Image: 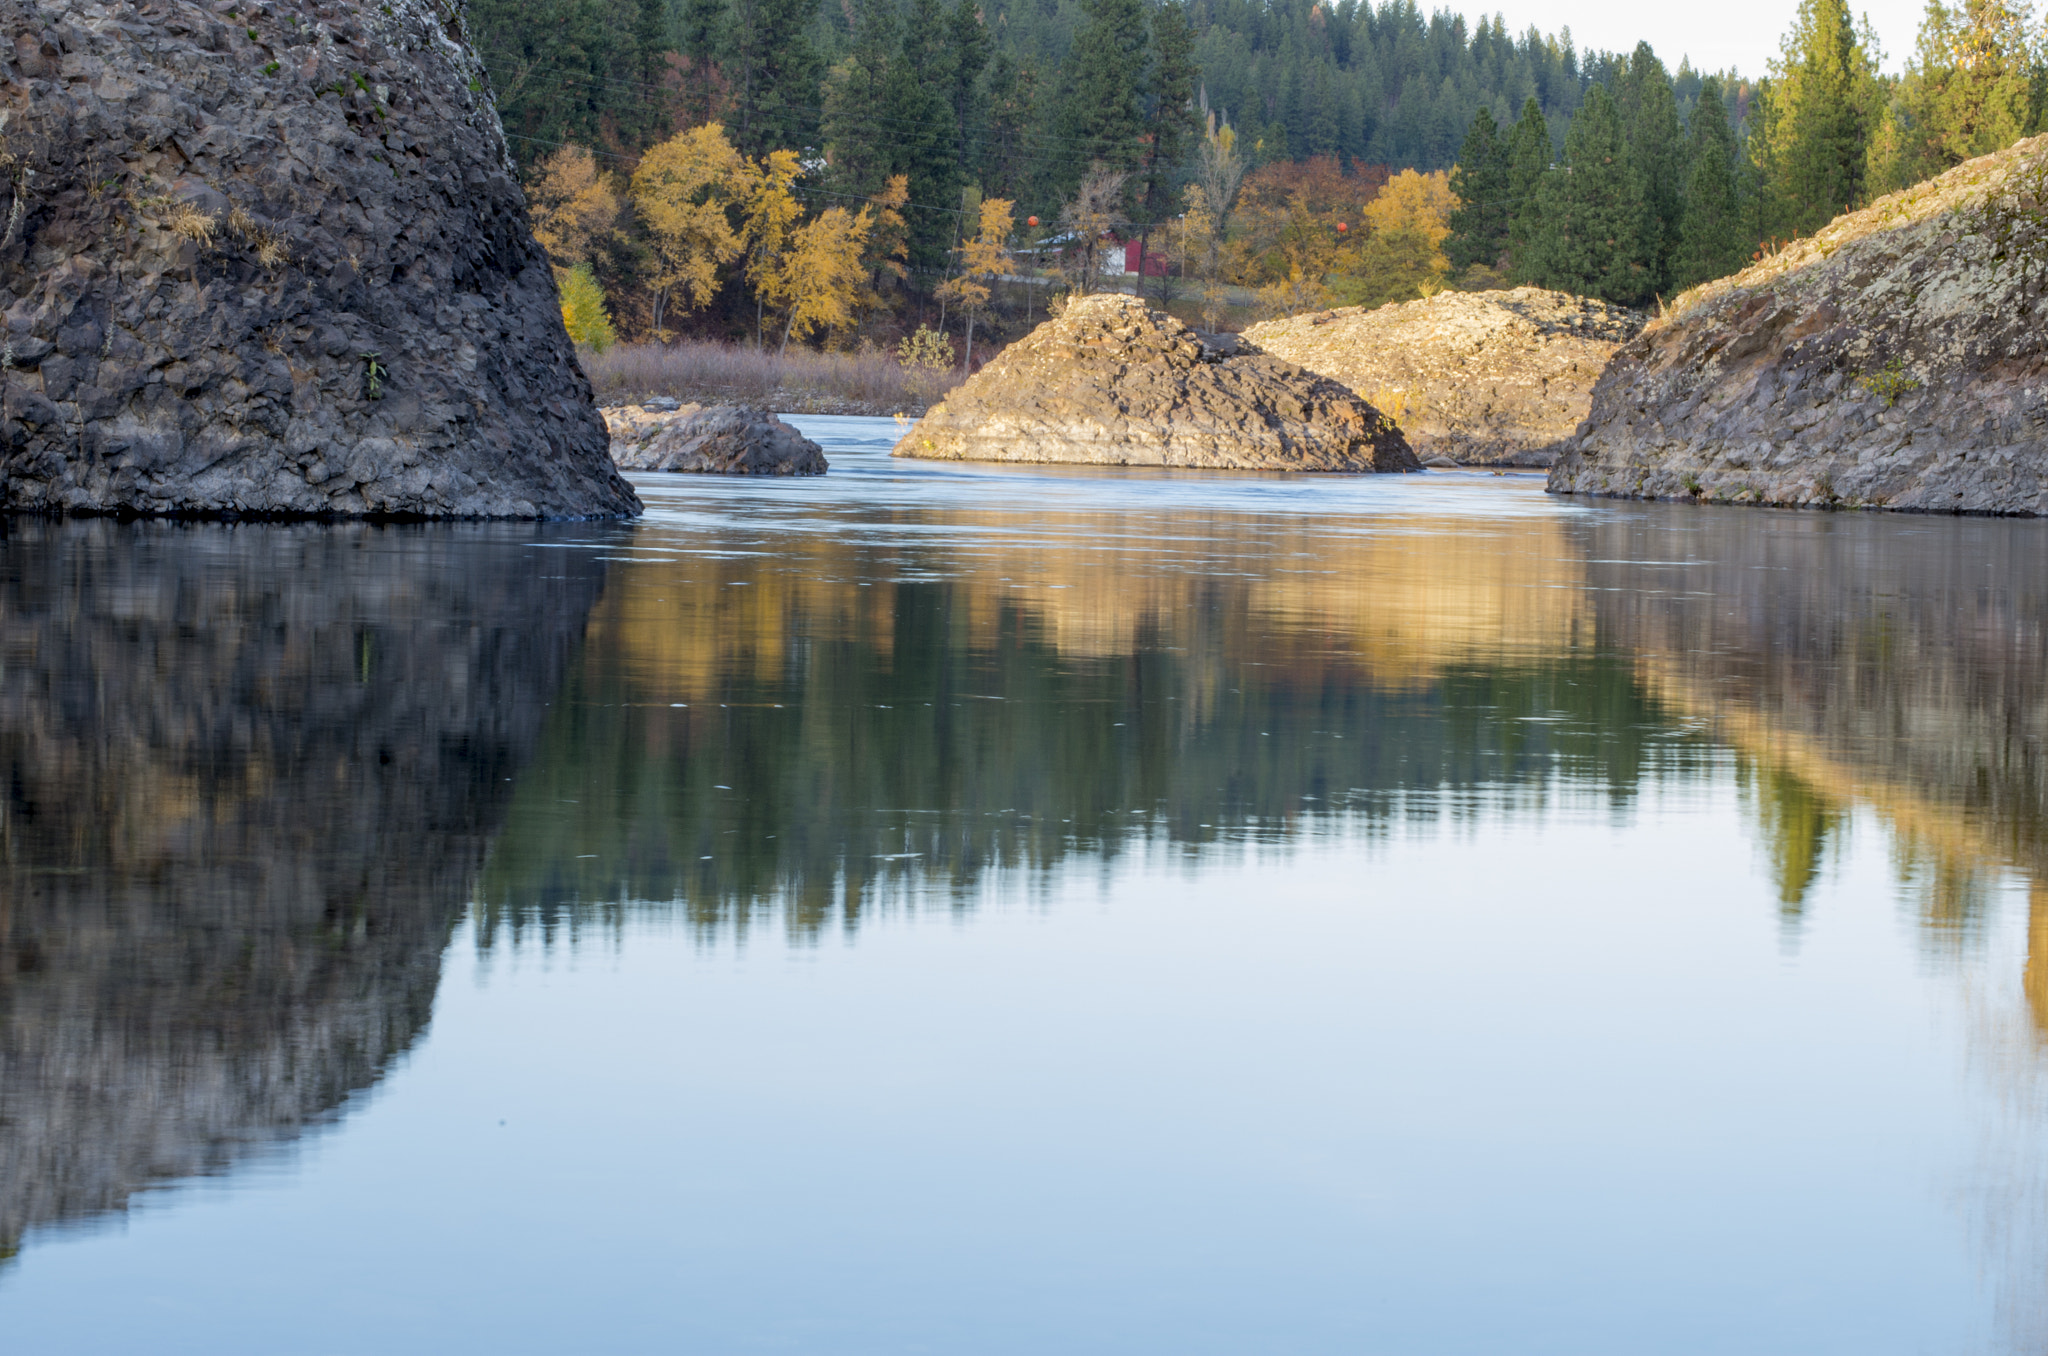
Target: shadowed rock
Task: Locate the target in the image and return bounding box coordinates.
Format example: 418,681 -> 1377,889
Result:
893,293 -> 1419,471
606,403 -> 827,475
1244,288 -> 1643,467
0,0 -> 638,519
0,517 -> 610,1258
1549,134 -> 2048,513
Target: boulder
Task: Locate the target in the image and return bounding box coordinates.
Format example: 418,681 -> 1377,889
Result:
892,293 -> 1419,472
608,403 -> 827,475
0,0 -> 638,519
1242,288 -> 1643,467
1548,134 -> 2048,513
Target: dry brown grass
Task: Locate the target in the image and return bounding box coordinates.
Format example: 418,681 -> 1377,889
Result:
165,203 -> 219,245
580,340 -> 965,415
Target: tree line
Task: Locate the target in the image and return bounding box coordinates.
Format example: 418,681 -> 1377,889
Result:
1446,0 -> 2048,305
477,0 -> 2048,347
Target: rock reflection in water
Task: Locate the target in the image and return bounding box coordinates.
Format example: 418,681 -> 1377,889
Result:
0,519 -> 608,1259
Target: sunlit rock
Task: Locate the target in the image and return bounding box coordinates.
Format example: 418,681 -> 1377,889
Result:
892,293 -> 1419,472
1243,287 -> 1643,467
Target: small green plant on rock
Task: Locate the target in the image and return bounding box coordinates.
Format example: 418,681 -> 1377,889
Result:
1858,357 -> 1919,409
1681,471 -> 1703,497
362,352 -> 387,400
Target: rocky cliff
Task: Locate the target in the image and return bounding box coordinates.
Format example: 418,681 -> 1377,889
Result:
1243,288 -> 1642,467
894,292 -> 1419,471
0,517 -> 609,1256
0,0 -> 639,518
1549,135 -> 2048,512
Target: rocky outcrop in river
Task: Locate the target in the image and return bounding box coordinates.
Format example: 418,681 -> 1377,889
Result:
605,402 -> 827,474
0,0 -> 638,519
893,293 -> 1419,471
0,519 -> 606,1256
1243,288 -> 1641,467
1549,134 -> 2048,512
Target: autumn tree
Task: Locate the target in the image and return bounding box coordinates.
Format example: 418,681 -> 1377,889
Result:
936,197 -> 1014,370
1187,112 -> 1247,330
1058,165 -> 1131,294
856,174 -> 913,322
738,148 -> 804,347
527,144 -> 621,267
765,207 -> 876,353
558,263 -> 618,351
630,123 -> 748,335
1339,168 -> 1456,310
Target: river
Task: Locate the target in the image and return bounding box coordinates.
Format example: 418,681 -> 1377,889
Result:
3,416 -> 2046,1352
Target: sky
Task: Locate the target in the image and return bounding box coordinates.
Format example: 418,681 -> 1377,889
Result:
1451,0 -> 1937,79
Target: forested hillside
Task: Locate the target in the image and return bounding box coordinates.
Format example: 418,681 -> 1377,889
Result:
469,0 -> 2048,350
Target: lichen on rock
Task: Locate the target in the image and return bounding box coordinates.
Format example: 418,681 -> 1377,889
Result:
1243,287 -> 1643,467
1549,133 -> 2048,514
892,292 -> 1419,472
0,0 -> 638,519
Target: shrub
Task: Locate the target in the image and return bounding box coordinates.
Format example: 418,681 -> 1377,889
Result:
559,263 -> 617,353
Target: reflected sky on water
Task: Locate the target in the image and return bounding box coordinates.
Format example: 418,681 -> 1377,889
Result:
4,418 -> 2048,1352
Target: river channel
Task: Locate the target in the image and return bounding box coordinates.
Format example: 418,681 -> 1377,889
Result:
4,416 -> 2047,1352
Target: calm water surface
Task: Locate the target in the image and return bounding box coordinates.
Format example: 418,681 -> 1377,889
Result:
5,416 -> 2048,1352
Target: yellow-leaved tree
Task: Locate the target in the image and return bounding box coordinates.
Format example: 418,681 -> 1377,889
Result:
765,206 -> 874,354
935,197 -> 1013,371
855,174 -> 912,324
528,144 -> 621,267
1337,169 -> 1456,311
558,262 -> 617,352
738,148 -> 804,347
629,123 -> 747,337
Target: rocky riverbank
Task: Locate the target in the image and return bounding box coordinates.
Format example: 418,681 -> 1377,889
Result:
603,401 -> 826,474
1549,134 -> 2048,513
1244,288 -> 1642,467
0,0 -> 636,519
894,294 -> 1418,472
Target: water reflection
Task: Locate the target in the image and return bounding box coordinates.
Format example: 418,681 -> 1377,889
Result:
0,519 -> 607,1259
475,508 -> 1715,944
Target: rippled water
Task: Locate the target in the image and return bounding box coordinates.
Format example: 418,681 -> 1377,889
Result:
5,416 -> 2048,1352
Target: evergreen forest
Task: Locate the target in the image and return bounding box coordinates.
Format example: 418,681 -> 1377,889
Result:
472,0 -> 2048,347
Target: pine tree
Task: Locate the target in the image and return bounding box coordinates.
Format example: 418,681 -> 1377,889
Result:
1054,0 -> 1150,200
1504,96 -> 1551,277
1672,76 -> 1749,290
1613,42 -> 1684,291
726,0 -> 822,156
948,0 -> 991,186
1524,85 -> 1655,304
1869,0 -> 2039,194
984,53 -> 1041,206
820,0 -> 897,200
1761,0 -> 1883,236
1138,0 -> 1202,223
679,0 -> 727,126
886,0 -> 962,267
1446,106 -> 1511,272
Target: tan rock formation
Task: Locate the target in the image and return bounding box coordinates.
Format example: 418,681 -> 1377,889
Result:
1242,288 -> 1643,467
892,293 -> 1419,472
604,403 -> 827,475
1548,134 -> 2048,513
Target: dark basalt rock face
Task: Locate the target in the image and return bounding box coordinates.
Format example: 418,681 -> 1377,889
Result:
0,0 -> 639,519
0,517 -> 611,1258
608,403 -> 828,475
1549,134 -> 2048,514
893,293 -> 1420,472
